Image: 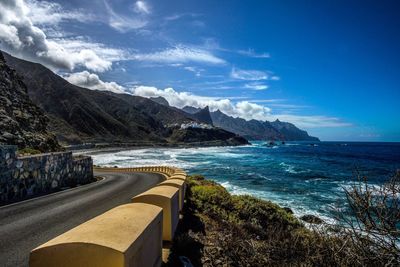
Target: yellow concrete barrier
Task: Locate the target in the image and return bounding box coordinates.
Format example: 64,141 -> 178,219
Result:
168,174 -> 187,181
132,186 -> 179,241
93,166 -> 186,180
158,179 -> 186,211
30,203 -> 163,267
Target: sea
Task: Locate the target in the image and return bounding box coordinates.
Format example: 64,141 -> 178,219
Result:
89,141 -> 400,223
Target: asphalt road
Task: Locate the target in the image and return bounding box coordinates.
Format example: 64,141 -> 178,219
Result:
0,171 -> 164,267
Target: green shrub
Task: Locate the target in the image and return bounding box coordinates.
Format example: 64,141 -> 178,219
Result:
17,147 -> 42,156
169,175 -> 358,266
232,195 -> 301,231
190,183 -> 233,213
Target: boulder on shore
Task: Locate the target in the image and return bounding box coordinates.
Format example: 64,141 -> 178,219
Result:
300,214 -> 324,224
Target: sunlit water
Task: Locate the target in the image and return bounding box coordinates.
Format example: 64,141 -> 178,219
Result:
88,141 -> 400,223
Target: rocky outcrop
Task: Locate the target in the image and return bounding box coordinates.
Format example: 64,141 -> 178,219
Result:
182,106 -> 201,114
168,127 -> 249,146
183,106 -> 214,126
0,52 -> 60,151
300,214 -> 324,224
150,96 -> 170,106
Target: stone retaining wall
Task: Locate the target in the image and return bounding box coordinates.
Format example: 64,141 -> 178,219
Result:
0,145 -> 93,204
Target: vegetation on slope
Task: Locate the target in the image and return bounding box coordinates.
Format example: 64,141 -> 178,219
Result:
166,174 -> 400,267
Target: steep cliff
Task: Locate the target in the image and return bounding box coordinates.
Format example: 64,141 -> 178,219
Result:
0,52 -> 60,151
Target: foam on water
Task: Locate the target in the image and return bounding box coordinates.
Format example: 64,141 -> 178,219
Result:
89,141 -> 400,223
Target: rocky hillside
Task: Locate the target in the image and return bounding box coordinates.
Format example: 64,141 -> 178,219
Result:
271,119 -> 319,141
168,126 -> 248,146
2,51 -> 247,146
210,110 -> 285,140
182,106 -> 214,125
0,53 -> 60,151
150,96 -> 170,107
210,109 -> 319,141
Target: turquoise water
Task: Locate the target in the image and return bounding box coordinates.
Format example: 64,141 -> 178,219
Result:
90,141 -> 400,222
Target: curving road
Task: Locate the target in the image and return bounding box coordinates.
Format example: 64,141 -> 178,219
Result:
0,171 -> 164,267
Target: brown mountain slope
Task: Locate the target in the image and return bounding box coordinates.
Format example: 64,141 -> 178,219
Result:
2,51 -> 248,146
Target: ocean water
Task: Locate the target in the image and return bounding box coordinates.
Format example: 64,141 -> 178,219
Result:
89,141 -> 400,223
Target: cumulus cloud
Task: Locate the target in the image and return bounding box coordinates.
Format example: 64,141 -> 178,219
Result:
64,71 -> 126,94
131,86 -> 351,128
130,86 -> 271,121
231,67 -> 268,81
0,0 -> 114,72
131,45 -> 226,65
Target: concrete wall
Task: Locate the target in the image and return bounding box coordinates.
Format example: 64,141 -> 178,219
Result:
0,145 -> 93,204
30,165 -> 187,267
30,203 -> 163,267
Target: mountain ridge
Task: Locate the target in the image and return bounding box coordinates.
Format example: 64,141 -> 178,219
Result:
180,106 -> 319,141
2,51 -> 248,146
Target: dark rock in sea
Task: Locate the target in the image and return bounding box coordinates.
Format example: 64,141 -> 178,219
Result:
300,214 -> 324,224
283,207 -> 294,214
263,141 -> 276,147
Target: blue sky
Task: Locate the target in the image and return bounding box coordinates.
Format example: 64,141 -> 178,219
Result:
0,0 -> 399,141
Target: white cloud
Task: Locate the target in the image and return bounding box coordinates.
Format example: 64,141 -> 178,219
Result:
237,49 -> 270,58
231,67 -> 268,81
0,0 -> 116,72
268,114 -> 353,129
244,82 -> 269,90
104,0 -> 147,33
54,37 -> 126,61
183,66 -> 204,77
130,86 -> 271,121
64,71 -> 126,94
133,1 -> 150,14
131,86 -> 351,128
26,0 -> 94,25
131,45 -> 226,65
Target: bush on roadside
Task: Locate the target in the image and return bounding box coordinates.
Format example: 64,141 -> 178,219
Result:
168,174 -> 399,266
